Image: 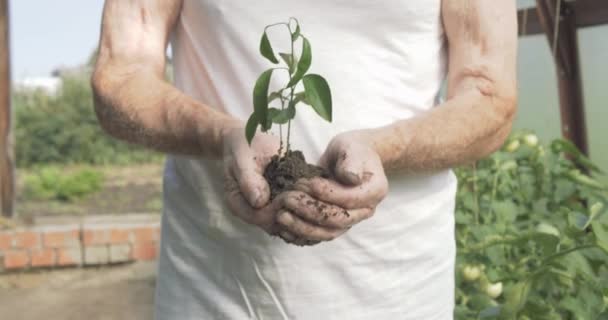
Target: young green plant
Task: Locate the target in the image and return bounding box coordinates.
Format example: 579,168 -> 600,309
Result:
246,18 -> 332,153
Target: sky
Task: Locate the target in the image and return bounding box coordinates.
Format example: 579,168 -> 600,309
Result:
10,0 -> 105,79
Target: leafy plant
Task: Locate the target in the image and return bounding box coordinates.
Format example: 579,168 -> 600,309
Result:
246,18 -> 332,152
455,132 -> 608,319
14,74 -> 161,167
23,166 -> 104,202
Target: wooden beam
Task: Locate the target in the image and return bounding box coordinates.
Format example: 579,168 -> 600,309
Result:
519,0 -> 608,36
536,0 -> 589,155
0,0 -> 12,218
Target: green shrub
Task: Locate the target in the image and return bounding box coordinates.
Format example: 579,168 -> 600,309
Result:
455,132 -> 608,319
14,74 -> 161,167
23,166 -> 104,202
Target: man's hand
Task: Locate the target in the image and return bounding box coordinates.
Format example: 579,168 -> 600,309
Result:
223,128 -> 281,234
276,131 -> 389,243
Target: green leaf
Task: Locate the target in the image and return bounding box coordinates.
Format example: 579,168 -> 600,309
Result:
291,24 -> 300,42
569,211 -> 590,231
502,281 -> 531,317
253,69 -> 274,131
260,31 -> 279,64
592,221 -> 608,253
302,74 -> 332,122
245,113 -> 258,145
279,52 -> 297,74
293,91 -> 309,105
551,139 -> 603,173
286,37 -> 311,87
268,91 -> 283,103
268,105 -> 295,125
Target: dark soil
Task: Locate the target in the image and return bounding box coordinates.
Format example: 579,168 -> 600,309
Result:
264,150 -> 329,199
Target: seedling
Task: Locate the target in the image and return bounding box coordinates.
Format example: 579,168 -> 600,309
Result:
246,18 -> 332,152
246,18 -> 333,199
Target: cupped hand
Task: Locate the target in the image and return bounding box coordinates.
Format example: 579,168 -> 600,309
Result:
222,128 -> 280,234
277,131 -> 389,243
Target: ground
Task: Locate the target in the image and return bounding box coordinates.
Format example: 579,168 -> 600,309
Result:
0,262 -> 157,320
15,163 -> 164,220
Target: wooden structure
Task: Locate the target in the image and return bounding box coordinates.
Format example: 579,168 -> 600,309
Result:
0,0 -> 12,218
518,0 -> 608,156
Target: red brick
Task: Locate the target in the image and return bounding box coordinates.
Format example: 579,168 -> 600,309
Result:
57,248 -> 83,266
4,250 -> 29,269
83,229 -> 110,245
132,243 -> 157,261
31,248 -> 56,267
0,232 -> 12,250
43,229 -> 79,248
110,229 -> 131,244
109,244 -> 132,263
133,227 -> 158,243
14,231 -> 40,249
84,246 -> 109,265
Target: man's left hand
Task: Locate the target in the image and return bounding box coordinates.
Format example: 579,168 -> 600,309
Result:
277,131 -> 389,244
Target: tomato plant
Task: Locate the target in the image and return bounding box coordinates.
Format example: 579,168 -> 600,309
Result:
455,132 -> 608,319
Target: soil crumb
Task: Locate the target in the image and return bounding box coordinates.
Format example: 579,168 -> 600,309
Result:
264,150 -> 329,199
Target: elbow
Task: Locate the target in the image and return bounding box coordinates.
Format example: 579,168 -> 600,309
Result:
483,93 -> 518,156
90,65 -> 126,139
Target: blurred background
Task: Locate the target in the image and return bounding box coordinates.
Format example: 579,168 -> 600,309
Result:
0,0 -> 607,319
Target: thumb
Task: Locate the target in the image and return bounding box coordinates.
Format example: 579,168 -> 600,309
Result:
232,165 -> 270,209
320,147 -> 363,186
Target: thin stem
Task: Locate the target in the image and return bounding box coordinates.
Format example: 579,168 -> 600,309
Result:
278,96 -> 284,155
541,244 -> 596,265
285,26 -> 297,153
472,163 -> 480,225
264,22 -> 289,32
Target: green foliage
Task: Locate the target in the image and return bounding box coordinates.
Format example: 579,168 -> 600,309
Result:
455,132 -> 608,319
23,166 -> 104,202
14,74 -> 161,167
247,18 -> 332,148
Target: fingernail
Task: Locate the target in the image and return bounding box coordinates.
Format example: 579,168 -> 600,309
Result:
345,171 -> 361,185
280,231 -> 295,241
278,212 -> 293,225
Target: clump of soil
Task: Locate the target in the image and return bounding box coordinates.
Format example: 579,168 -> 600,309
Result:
264,150 -> 329,199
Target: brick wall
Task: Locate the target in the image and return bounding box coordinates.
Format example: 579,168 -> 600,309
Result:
0,216 -> 160,272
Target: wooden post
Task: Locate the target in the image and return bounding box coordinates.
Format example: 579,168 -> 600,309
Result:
536,0 -> 589,155
0,0 -> 13,218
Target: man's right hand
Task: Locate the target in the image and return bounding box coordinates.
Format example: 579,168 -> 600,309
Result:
222,128 -> 282,235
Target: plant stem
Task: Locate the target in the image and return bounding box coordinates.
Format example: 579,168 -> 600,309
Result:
541,244 -> 597,265
285,26 -> 296,153
473,163 -> 480,225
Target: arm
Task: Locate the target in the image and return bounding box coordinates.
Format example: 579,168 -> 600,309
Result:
93,0 -> 287,227
367,0 -> 518,171
91,0 -> 240,157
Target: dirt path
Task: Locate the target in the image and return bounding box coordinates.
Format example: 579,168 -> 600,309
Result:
0,262 -> 156,320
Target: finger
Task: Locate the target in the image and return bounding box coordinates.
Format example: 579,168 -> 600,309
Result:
333,150 -> 365,185
283,191 -> 374,228
224,170 -> 274,231
230,157 -> 270,209
276,210 -> 346,242
294,175 -> 387,209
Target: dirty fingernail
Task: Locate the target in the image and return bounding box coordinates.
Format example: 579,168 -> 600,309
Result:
278,211 -> 294,225
280,231 -> 295,241
345,171 -> 361,184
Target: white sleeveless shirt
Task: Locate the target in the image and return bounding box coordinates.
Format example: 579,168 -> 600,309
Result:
157,1 -> 456,319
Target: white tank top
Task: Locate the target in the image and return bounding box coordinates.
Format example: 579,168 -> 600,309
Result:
157,1 -> 457,319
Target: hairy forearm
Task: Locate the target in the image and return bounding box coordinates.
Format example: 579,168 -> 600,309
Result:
92,63 -> 241,157
365,88 -> 516,172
